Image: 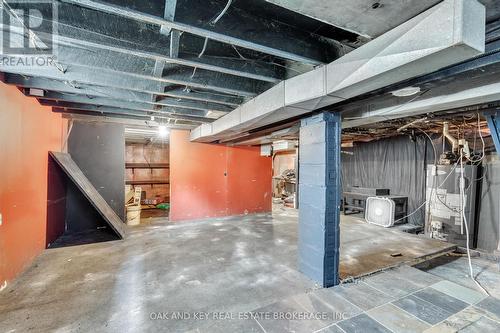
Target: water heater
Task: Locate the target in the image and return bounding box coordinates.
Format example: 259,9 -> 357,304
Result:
425,164 -> 480,247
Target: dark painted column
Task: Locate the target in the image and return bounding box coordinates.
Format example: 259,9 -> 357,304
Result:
298,112 -> 341,287
485,111 -> 500,156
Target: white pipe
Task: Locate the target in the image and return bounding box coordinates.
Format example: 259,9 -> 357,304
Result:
443,122 -> 459,153
397,117 -> 428,132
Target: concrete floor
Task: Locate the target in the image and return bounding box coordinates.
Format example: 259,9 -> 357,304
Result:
337,212 -> 454,278
0,207 -> 495,332
0,210 -> 313,332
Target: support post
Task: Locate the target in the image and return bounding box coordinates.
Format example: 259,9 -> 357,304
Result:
485,111 -> 500,155
298,112 -> 341,287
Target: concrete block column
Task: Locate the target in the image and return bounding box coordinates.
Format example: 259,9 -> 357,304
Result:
298,112 -> 341,287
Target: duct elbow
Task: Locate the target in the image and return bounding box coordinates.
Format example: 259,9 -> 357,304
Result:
443,122 -> 459,152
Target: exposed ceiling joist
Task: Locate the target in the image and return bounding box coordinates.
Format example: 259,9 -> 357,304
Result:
151,0 -> 178,87
341,74 -> 500,129
52,32 -> 283,83
61,113 -> 197,129
155,97 -> 233,113
161,87 -> 243,106
38,98 -> 208,118
44,100 -> 214,123
0,23 -> 273,96
55,108 -> 187,123
32,2 -> 284,82
3,74 -> 243,107
60,0 -> 342,64
5,0 -> 492,128
1,0 -> 356,124
0,60 -> 265,97
29,91 -> 232,114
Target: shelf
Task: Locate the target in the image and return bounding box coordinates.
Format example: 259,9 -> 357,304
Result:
125,163 -> 169,169
125,180 -> 169,185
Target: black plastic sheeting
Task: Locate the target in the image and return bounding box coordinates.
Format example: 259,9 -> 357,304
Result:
477,161 -> 500,252
342,135 -> 434,225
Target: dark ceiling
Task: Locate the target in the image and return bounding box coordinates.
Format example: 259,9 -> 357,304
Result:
0,0 -> 360,128
0,0 -> 499,132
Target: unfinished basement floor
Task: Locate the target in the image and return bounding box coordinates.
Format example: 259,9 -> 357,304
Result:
1,208 -> 500,333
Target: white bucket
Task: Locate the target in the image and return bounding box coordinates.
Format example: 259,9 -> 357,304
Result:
126,205 -> 141,226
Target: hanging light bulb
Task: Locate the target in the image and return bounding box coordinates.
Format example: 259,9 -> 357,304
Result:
158,125 -> 169,138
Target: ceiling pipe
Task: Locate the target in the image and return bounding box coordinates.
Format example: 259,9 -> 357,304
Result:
443,121 -> 459,152
396,117 -> 428,132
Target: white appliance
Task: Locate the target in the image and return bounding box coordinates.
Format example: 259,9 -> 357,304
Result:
365,197 -> 396,228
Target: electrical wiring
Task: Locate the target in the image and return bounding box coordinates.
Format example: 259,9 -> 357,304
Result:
415,128 -> 438,232
404,128 -> 463,227
387,125 -> 456,226
412,124 -> 489,295
466,163 -> 488,191
434,162 -> 462,214
429,117 -> 486,213
231,44 -> 247,60
62,120 -> 74,152
459,150 -> 489,295
391,123 -> 478,229
461,113 -> 488,190
471,113 -> 486,163
210,0 -> 233,25
181,48 -> 304,75
418,117 -> 489,295
190,67 -> 197,78
393,158 -> 459,225
394,200 -> 428,224
198,37 -> 209,58
392,129 -> 442,226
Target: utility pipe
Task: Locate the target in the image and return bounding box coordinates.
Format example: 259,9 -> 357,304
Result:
443,122 -> 459,152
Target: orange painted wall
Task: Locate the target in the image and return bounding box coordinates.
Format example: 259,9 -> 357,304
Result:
170,130 -> 272,221
0,82 -> 66,286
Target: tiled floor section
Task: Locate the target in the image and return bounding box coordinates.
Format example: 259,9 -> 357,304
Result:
242,263 -> 500,333
182,261 -> 500,332
416,255 -> 500,299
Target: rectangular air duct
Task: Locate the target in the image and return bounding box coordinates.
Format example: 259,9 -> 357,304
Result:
191,0 -> 485,143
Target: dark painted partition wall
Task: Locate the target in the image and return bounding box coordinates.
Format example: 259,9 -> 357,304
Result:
64,182 -> 109,232
299,112 -> 341,287
67,121 -> 125,227
50,152 -> 126,239
46,155 -> 68,247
